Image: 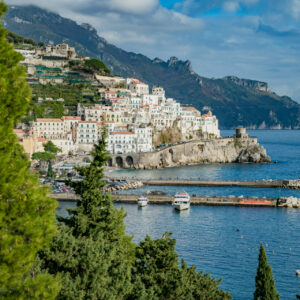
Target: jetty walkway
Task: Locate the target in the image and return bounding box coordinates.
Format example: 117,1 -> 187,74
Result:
107,178 -> 299,189
53,193 -> 277,207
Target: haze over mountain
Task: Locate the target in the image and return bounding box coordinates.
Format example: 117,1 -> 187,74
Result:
3,5 -> 300,129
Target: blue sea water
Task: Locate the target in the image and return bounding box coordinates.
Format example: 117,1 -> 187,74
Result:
58,130 -> 300,299
109,130 -> 300,198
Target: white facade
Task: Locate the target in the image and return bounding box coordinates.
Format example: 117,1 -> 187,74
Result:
127,78 -> 149,96
77,121 -> 100,144
107,132 -> 136,154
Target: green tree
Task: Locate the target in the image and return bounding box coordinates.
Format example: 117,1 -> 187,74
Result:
254,243 -> 280,300
129,234 -> 232,300
39,132 -> 135,299
0,2 -> 59,298
44,141 -> 61,155
32,151 -> 56,163
32,142 -> 61,178
84,58 -> 111,74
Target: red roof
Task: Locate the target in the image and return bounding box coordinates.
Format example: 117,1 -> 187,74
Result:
13,129 -> 24,133
131,78 -> 146,85
79,121 -> 98,124
62,116 -> 81,120
112,132 -> 134,135
38,137 -> 47,142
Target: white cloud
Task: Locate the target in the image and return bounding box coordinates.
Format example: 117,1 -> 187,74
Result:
107,0 -> 159,15
8,0 -> 159,15
291,0 -> 300,19
223,1 -> 240,12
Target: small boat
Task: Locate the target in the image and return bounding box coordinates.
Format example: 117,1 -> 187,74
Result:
138,196 -> 148,207
173,192 -> 190,211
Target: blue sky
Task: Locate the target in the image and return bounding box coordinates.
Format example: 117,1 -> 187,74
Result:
9,0 -> 300,102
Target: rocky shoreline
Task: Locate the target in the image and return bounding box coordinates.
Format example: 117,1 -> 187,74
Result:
108,129 -> 271,169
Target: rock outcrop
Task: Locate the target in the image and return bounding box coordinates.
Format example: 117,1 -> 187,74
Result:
109,135 -> 271,170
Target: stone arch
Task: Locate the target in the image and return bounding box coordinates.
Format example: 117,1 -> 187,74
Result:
126,156 -> 134,167
116,156 -> 123,168
107,158 -> 113,167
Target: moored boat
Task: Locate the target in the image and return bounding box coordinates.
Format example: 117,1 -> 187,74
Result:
172,192 -> 190,211
138,196 -> 148,207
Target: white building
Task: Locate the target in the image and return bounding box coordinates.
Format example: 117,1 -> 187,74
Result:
127,78 -> 149,96
77,121 -> 100,144
107,132 -> 136,154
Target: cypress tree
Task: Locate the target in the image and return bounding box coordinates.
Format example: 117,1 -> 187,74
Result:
39,132 -> 135,299
0,2 -> 59,299
254,243 -> 280,300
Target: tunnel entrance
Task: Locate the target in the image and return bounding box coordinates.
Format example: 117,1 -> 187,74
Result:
107,158 -> 113,167
126,156 -> 134,167
116,156 -> 123,168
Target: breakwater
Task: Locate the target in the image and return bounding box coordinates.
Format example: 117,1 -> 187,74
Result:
52,193 -> 277,207
108,179 -> 298,189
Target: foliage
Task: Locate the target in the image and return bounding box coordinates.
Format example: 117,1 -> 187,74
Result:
39,132 -> 135,299
0,2 -> 59,298
38,41 -> 45,47
128,234 -> 232,300
234,138 -> 242,148
21,83 -> 100,120
155,123 -> 182,146
32,151 -> 55,162
254,243 -> 280,300
84,58 -> 110,74
44,141 -> 62,154
6,30 -> 36,46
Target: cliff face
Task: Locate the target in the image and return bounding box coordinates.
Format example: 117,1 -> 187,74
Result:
3,5 -> 300,129
109,137 -> 271,169
223,76 -> 269,92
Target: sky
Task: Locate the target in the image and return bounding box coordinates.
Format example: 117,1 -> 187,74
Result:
7,0 -> 300,102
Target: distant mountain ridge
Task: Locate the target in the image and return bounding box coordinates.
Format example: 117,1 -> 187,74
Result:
3,5 -> 300,129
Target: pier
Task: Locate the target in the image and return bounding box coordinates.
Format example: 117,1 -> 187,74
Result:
52,193 -> 277,207
107,178 -> 299,189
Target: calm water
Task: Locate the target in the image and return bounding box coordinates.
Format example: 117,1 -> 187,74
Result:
58,130 -> 300,299
109,130 -> 300,198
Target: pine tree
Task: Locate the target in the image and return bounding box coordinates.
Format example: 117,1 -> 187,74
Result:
0,2 -> 59,299
128,234 -> 232,300
254,243 -> 280,300
39,132 -> 135,299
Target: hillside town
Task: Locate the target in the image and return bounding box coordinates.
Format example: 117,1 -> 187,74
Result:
14,43 -> 220,157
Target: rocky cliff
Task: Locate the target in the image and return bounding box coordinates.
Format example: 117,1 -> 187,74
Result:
109,136 -> 271,169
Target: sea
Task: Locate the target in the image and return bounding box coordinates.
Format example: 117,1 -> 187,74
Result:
58,130 -> 300,299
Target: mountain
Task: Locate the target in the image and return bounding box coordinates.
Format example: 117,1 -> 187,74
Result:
3,5 -> 300,129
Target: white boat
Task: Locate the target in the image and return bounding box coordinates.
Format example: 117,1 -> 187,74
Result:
138,196 -> 148,207
172,192 -> 190,211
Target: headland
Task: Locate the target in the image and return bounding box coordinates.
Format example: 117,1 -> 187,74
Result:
108,128 -> 271,169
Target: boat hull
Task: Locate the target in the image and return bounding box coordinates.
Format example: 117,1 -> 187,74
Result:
138,201 -> 148,207
173,203 -> 190,211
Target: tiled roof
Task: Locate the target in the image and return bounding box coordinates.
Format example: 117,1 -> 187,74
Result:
38,137 -> 47,142
62,116 -> 81,120
112,132 -> 134,135
13,129 -> 24,133
36,118 -> 62,122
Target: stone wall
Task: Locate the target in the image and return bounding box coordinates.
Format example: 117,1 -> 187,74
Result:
108,136 -> 270,169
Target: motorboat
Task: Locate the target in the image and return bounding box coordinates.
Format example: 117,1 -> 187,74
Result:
172,192 -> 190,211
138,196 -> 148,207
